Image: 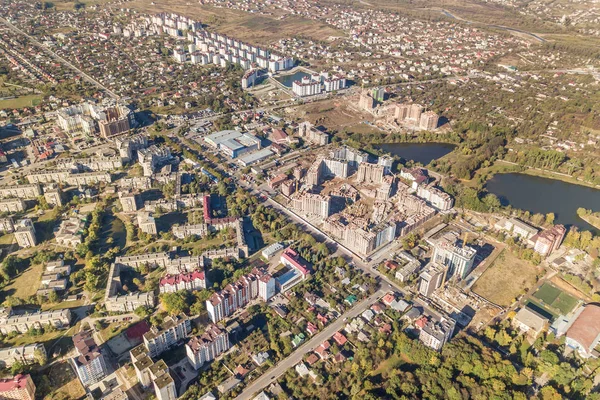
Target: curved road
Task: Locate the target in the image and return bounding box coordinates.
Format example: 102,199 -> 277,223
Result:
439,9 -> 546,43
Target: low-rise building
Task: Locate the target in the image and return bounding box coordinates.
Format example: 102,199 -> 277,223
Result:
261,242 -> 283,260
565,304 -> 600,358
513,307 -> 548,337
137,212 -> 157,235
159,271 -> 206,293
0,344 -> 45,369
14,219 -> 36,248
55,217 -> 85,247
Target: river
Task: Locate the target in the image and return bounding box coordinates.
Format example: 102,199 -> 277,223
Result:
375,142 -> 456,165
486,173 -> 600,233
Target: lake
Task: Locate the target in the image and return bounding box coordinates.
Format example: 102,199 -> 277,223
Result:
486,173 -> 600,233
376,142 -> 456,165
275,70 -> 312,88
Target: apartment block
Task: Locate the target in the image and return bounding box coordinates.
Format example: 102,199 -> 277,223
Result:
415,184 -> 454,211
43,184 -> 63,207
0,198 -> 25,213
0,308 -> 71,335
137,212 -> 157,235
159,270 -> 206,293
186,324 -> 230,370
143,315 -> 191,358
356,163 -> 385,184
0,344 -> 45,369
419,316 -> 455,351
297,122 -> 329,146
14,219 -> 36,248
0,184 -> 41,200
72,330 -> 107,386
119,191 -> 140,212
532,225 -> 566,257
418,262 -> 447,297
431,233 -> 476,280
290,193 -> 331,219
0,375 -> 36,400
206,270 -> 274,323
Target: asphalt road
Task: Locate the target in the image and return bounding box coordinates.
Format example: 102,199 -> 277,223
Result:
0,17 -> 119,99
234,289 -> 385,400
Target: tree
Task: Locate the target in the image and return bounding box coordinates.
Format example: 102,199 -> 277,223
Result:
545,213 -> 555,225
160,291 -> 189,315
34,347 -> 48,366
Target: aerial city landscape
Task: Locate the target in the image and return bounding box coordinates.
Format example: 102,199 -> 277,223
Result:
0,0 -> 599,399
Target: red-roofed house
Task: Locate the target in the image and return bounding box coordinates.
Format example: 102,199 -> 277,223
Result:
159,270 -> 206,293
382,293 -> 396,306
0,375 -> 35,400
384,260 -> 399,271
306,322 -> 318,336
371,303 -> 384,314
306,353 -> 319,366
332,331 -> 347,346
379,323 -> 392,335
314,341 -> 331,359
317,313 -> 329,325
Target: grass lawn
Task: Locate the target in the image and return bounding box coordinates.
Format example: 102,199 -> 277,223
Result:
0,261 -> 44,301
533,282 -> 579,315
0,233 -> 14,245
533,282 -> 561,305
42,299 -> 85,311
553,292 -> 579,315
99,321 -> 131,343
0,328 -> 63,349
0,95 -> 41,110
472,249 -> 541,307
371,353 -> 404,376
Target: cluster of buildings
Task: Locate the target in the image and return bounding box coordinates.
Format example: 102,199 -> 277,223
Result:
207,248 -> 310,323
0,307 -> 71,335
359,96 -> 441,131
37,259 -> 71,297
418,232 -> 477,297
131,315 -> 190,400
514,302 -> 600,359
291,72 -> 347,97
144,13 -> 294,73
276,145 -> 453,257
495,217 -> 566,256
57,102 -> 135,139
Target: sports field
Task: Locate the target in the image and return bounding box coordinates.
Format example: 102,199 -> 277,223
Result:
533,282 -> 579,315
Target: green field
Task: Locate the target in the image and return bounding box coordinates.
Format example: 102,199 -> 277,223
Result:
533,282 -> 579,315
0,95 -> 42,110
